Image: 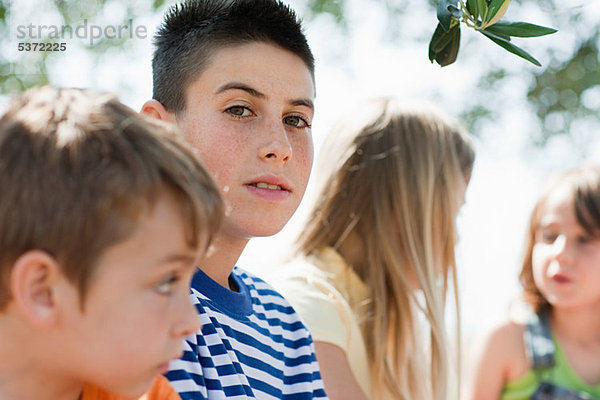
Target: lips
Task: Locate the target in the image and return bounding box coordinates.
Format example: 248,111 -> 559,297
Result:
550,273 -> 572,284
250,182 -> 284,190
244,175 -> 292,202
246,175 -> 291,192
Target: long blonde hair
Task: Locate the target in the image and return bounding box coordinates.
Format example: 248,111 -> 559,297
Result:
297,98 -> 474,400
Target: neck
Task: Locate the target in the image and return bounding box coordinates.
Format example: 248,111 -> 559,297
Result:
551,304 -> 600,345
200,233 -> 249,289
0,372 -> 82,400
336,232 -> 364,269
0,325 -> 82,400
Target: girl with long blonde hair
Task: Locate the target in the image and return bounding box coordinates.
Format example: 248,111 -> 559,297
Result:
272,97 -> 475,400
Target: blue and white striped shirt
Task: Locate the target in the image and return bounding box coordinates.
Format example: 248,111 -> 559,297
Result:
166,266 -> 328,400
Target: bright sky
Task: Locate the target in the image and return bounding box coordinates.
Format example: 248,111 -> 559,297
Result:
4,0 -> 600,358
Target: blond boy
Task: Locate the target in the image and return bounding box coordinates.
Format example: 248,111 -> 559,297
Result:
0,86 -> 223,400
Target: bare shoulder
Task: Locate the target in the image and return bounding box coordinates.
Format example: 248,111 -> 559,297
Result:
464,321 -> 529,400
482,321 -> 530,381
314,341 -> 369,400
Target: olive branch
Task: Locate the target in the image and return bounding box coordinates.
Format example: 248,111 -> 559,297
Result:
429,0 -> 557,67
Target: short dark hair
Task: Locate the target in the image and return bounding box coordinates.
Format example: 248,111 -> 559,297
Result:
0,86 -> 223,309
152,0 -> 315,113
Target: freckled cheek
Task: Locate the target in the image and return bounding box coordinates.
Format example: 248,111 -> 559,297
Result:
191,134 -> 244,186
192,149 -> 223,185
292,138 -> 314,181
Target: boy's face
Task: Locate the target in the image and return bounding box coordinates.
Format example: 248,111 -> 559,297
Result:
176,42 -> 315,239
57,194 -> 201,398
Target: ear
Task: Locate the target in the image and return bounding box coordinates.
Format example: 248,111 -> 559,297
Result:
141,99 -> 177,123
11,250 -> 64,328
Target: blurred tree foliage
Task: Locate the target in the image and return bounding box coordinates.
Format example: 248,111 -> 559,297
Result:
528,34 -> 600,142
0,0 -> 165,93
302,0 -> 599,145
1,0 -> 598,145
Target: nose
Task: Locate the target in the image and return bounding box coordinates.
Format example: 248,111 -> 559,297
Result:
171,294 -> 202,338
552,235 -> 572,264
258,120 -> 292,163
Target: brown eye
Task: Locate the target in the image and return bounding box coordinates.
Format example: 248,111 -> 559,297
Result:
226,106 -> 252,117
155,274 -> 178,295
539,230 -> 557,244
284,115 -> 310,128
577,235 -> 592,245
535,229 -> 558,244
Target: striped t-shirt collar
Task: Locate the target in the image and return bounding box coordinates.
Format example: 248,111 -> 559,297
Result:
192,266 -> 253,316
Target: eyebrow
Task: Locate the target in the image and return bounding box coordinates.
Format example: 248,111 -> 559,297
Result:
215,81 -> 314,112
536,220 -> 558,229
290,98 -> 315,111
158,253 -> 198,266
216,82 -> 265,99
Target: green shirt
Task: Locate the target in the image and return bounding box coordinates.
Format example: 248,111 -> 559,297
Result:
501,335 -> 600,400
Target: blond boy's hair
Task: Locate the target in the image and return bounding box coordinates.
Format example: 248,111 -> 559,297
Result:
297,98 -> 474,400
0,86 -> 223,309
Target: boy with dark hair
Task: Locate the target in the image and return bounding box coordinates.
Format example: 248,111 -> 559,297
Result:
0,86 -> 223,400
151,0 -> 314,114
142,0 -> 327,398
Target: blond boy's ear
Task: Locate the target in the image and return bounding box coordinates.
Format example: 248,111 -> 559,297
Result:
11,250 -> 63,328
141,100 -> 177,123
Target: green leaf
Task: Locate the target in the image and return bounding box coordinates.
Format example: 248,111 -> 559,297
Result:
433,26 -> 457,52
480,29 -> 541,66
429,23 -> 445,60
484,0 -> 509,24
437,0 -> 459,31
466,0 -> 479,20
476,0 -> 488,25
484,21 -> 557,37
429,23 -> 461,67
484,29 -> 510,41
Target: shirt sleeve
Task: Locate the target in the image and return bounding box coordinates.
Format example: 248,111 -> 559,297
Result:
164,337 -> 208,400
142,375 -> 184,400
272,271 -> 352,353
80,376 -> 183,400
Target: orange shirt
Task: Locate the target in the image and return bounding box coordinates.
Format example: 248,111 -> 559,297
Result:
81,375 -> 181,400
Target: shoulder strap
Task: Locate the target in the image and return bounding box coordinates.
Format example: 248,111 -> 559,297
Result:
524,310 -> 556,369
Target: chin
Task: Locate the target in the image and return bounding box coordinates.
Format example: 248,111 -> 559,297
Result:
232,214 -> 292,239
249,225 -> 287,238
